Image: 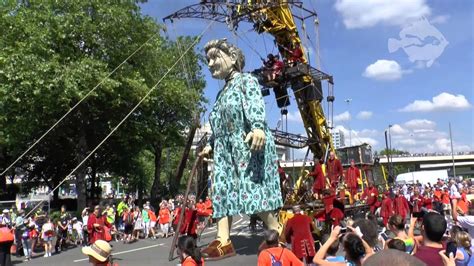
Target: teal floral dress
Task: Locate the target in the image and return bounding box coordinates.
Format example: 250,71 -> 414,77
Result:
208,72 -> 283,218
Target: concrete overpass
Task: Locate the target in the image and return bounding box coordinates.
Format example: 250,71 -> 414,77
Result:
378,154 -> 474,178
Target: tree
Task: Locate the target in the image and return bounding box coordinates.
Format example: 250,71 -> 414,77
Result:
0,1 -> 204,209
379,149 -> 410,156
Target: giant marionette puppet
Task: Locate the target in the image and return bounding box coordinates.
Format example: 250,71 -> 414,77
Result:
199,39 -> 283,260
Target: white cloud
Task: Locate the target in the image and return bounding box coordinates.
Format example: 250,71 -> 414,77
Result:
334,0 -> 431,29
356,111 -> 373,120
387,120 -> 471,153
363,60 -> 404,81
399,92 -> 472,112
331,121 -> 472,153
389,124 -> 408,135
404,119 -> 436,130
286,111 -> 302,123
334,111 -> 351,122
430,15 -> 450,24
334,125 -> 379,147
427,138 -> 471,153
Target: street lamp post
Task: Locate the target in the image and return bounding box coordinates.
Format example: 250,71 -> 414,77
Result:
345,98 -> 352,146
387,124 -> 394,178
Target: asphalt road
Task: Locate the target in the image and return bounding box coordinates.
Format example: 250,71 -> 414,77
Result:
12,214 -> 263,266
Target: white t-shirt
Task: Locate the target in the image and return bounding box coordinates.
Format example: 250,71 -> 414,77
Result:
457,215 -> 474,246
82,215 -> 89,226
73,221 -> 83,233
450,184 -> 459,196
42,222 -> 53,233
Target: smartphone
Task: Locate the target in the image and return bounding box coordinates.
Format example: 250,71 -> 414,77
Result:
340,227 -> 347,234
446,241 -> 457,256
380,232 -> 389,241
413,212 -> 423,218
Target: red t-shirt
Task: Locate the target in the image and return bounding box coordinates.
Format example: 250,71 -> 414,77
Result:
441,193 -> 450,204
149,210 -> 157,222
414,246 -> 444,266
159,208 -> 170,224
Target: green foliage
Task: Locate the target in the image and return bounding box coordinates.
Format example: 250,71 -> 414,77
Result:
379,148 -> 410,156
0,1 -> 205,205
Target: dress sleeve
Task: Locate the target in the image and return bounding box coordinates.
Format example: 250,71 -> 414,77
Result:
241,74 -> 266,131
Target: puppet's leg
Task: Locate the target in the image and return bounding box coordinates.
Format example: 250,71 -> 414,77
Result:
202,216 -> 236,261
257,211 -> 282,234
216,216 -> 232,244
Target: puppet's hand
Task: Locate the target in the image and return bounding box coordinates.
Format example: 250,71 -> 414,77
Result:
199,146 -> 212,157
245,129 -> 265,151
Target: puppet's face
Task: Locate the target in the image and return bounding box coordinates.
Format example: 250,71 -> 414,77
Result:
206,47 -> 236,80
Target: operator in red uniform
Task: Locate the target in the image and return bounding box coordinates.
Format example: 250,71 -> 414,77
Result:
344,159 -> 360,202
380,191 -> 394,226
284,205 -> 316,264
410,186 -> 424,214
326,151 -> 343,189
313,189 -> 344,227
393,189 -> 409,220
362,182 -> 379,214
310,159 -> 325,199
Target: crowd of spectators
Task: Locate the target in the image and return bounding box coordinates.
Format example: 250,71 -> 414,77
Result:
0,194 -> 213,265
255,177 -> 474,266
2,177 -> 474,266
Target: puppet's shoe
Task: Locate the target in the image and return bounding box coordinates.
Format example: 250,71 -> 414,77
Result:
202,239 -> 236,261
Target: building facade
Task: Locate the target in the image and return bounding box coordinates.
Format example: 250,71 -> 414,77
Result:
331,130 -> 345,149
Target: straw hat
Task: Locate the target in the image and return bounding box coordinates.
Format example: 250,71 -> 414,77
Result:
82,240 -> 112,262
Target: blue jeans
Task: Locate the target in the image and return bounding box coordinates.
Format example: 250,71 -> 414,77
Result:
22,238 -> 31,259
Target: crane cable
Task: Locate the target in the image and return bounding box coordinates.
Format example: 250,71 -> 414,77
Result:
1,33 -> 159,176
24,21 -> 215,218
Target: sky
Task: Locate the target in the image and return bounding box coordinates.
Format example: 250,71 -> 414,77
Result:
140,0 -> 473,157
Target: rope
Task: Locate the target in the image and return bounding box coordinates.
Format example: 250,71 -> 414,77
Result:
171,22 -> 195,91
24,21 -> 215,218
234,28 -> 265,60
1,33 -> 159,176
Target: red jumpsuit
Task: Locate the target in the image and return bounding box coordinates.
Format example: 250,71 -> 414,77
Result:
310,163 -> 325,196
423,197 -> 433,210
314,197 -> 344,227
380,196 -> 394,226
273,60 -> 284,76
394,195 -> 409,220
362,186 -> 379,214
345,166 -> 360,197
411,194 -> 424,213
87,213 -> 111,244
180,207 -> 198,238
288,45 -> 303,64
326,159 -> 343,188
330,208 -> 344,226
278,165 -> 286,182
285,214 -> 316,261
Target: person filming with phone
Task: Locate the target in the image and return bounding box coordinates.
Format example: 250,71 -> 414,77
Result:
412,212 -> 447,266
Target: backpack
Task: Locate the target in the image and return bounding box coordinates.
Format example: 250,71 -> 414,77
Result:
124,212 -> 133,225
266,248 -> 284,266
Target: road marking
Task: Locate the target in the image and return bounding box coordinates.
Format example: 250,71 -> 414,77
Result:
73,243 -> 165,262
200,222 -> 249,237
234,217 -> 243,226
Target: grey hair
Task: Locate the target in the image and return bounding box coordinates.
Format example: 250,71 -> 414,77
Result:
204,38 -> 245,71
